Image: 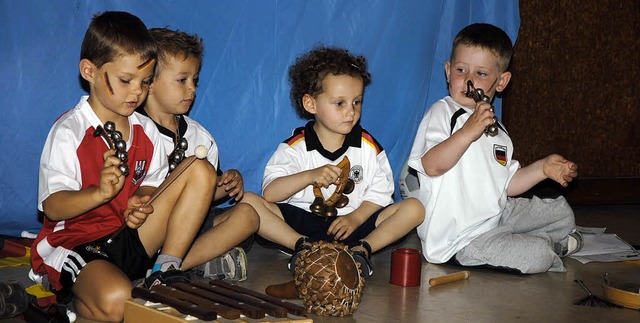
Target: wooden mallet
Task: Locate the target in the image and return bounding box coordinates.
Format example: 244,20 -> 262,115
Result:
428,270 -> 471,287
106,145 -> 208,244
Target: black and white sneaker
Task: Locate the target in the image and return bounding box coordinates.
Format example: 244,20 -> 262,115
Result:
142,269 -> 190,289
194,247 -> 247,282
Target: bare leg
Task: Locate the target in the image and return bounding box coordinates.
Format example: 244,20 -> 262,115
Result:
241,192 -> 303,250
138,158 -> 216,258
181,201 -> 259,269
355,198 -> 425,253
72,260 -> 133,322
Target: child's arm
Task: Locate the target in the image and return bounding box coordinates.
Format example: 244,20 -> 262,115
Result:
214,169 -> 244,202
507,154 -> 578,196
327,201 -> 382,241
42,149 -> 126,220
422,101 -> 494,176
263,164 -> 342,202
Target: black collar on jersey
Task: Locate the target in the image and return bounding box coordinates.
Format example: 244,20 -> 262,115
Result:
137,108 -> 188,145
449,108 -> 507,135
303,121 -> 362,161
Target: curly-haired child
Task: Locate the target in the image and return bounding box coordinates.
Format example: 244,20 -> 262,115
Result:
243,46 -> 425,278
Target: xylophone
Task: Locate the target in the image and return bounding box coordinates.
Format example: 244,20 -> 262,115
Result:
125,279 -> 312,322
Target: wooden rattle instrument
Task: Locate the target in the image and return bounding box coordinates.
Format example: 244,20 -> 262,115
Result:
93,121 -> 130,176
465,80 -> 499,137
309,156 -> 355,219
602,272 -> 640,309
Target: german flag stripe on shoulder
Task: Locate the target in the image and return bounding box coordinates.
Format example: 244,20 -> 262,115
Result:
284,127 -> 305,146
362,129 -> 383,155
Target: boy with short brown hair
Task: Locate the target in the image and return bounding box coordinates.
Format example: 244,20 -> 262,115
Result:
32,12 -> 215,321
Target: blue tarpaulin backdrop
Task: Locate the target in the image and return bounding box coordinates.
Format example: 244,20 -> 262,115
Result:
0,1 -> 519,237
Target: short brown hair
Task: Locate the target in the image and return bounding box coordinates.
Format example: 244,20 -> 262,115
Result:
451,23 -> 512,72
149,28 -> 204,75
80,11 -> 157,68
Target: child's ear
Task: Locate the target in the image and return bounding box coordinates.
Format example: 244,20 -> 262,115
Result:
495,71 -> 512,93
302,94 -> 316,115
79,59 -> 96,84
148,77 -> 156,96
444,60 -> 451,84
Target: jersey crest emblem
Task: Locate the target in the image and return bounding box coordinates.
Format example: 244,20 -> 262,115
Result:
132,160 -> 148,185
493,144 -> 507,166
350,165 -> 364,184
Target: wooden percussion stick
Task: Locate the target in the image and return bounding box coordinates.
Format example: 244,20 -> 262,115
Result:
428,270 -> 471,287
106,146 -> 207,244
205,280 -> 307,316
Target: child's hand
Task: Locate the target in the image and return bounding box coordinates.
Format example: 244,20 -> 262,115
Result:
123,195 -> 153,229
465,101 -> 495,140
543,154 -> 578,187
98,149 -> 126,201
218,169 -> 244,201
310,164 -> 342,188
327,214 -> 361,241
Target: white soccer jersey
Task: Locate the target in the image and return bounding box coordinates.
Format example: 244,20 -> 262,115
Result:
407,96 -> 520,263
263,122 -> 394,215
137,109 -> 219,171
33,96 -> 168,290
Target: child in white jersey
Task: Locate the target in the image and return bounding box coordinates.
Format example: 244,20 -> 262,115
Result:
243,46 -> 425,278
406,23 -> 582,274
138,27 -> 260,281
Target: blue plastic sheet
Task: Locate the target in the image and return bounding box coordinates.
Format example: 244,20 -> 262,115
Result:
0,0 -> 519,237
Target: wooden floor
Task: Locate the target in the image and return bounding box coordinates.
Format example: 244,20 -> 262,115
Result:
1,204 -> 639,322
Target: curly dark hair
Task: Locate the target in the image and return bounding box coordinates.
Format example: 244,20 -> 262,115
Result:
288,46 -> 371,120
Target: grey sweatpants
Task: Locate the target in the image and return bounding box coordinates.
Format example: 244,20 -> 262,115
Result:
455,196 -> 575,274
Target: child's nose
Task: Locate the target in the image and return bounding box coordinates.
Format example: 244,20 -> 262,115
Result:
346,104 -> 356,116
134,84 -> 144,96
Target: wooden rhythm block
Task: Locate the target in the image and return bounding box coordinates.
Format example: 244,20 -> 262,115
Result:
124,279 -> 312,323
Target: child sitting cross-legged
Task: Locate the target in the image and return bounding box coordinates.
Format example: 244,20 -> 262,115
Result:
243,46 -> 425,278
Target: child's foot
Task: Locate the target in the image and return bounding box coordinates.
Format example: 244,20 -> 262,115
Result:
555,230 -> 584,258
195,247 -> 248,281
142,269 -> 190,289
288,236 -> 311,273
350,240 -> 374,279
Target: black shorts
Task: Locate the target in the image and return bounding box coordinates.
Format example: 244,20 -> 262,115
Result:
55,227 -> 150,303
267,203 -> 385,253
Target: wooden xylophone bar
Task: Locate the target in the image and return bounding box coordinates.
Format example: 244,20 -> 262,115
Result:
206,279 -> 308,317
189,281 -> 281,318
129,279 -> 309,322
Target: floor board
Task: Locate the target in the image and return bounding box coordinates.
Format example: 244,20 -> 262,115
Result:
2,204 -> 639,322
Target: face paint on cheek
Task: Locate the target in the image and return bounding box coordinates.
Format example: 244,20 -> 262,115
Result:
137,58 -> 155,71
103,71 -> 114,95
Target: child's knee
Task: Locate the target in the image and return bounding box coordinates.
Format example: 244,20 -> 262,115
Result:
235,203 -> 260,230
188,158 -> 217,185
190,159 -> 218,181
400,198 -> 426,223
76,281 -> 130,321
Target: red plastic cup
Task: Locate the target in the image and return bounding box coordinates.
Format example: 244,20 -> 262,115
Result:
390,248 -> 422,287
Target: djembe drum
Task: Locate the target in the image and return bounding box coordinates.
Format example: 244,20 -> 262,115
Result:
292,241 -> 365,316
